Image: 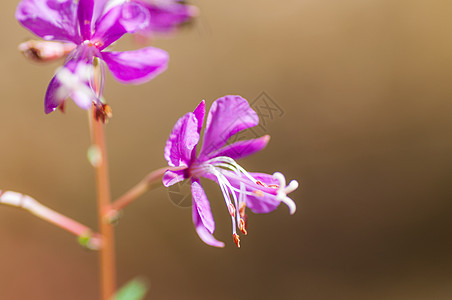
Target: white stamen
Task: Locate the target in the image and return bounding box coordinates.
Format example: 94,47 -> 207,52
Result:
273,172 -> 298,215
197,163 -> 258,198
206,156 -> 258,183
204,165 -> 238,232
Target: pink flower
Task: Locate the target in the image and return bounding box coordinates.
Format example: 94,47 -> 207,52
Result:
16,0 -> 169,113
163,96 -> 298,247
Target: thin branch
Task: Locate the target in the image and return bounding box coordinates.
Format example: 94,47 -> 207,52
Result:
107,166 -> 185,217
0,190 -> 101,250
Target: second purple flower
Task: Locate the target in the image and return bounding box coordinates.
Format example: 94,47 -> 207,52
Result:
163,96 -> 298,248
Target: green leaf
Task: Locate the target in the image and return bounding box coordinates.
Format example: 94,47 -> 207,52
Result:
113,278 -> 148,300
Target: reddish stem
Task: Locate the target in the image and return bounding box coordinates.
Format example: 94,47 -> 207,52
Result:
90,114 -> 116,300
108,166 -> 185,216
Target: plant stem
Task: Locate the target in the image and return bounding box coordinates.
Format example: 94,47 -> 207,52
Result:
90,114 -> 116,300
0,190 -> 101,249
108,166 -> 184,215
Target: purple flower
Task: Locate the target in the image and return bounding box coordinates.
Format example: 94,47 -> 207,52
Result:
163,96 -> 298,248
16,0 -> 169,113
134,0 -> 197,36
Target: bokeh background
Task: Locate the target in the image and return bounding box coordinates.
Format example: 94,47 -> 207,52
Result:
1,0 -> 452,299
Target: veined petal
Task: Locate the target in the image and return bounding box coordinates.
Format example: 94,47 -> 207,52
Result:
192,192 -> 224,248
101,47 -> 168,84
191,179 -> 215,234
237,173 -> 281,214
164,112 -> 199,167
244,173 -> 297,214
77,0 -> 94,40
92,2 -> 150,49
208,135 -> 270,161
162,169 -> 186,187
193,217 -> 225,248
16,0 -> 80,43
199,96 -> 259,160
245,193 -> 280,214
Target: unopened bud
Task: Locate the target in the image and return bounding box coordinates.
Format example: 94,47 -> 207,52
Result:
94,103 -> 113,123
18,40 -> 75,62
78,231 -> 101,251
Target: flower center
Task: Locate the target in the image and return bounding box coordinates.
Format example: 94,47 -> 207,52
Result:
82,40 -> 103,49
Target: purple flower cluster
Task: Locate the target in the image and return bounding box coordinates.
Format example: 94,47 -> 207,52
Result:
16,0 -> 194,114
164,96 -> 298,247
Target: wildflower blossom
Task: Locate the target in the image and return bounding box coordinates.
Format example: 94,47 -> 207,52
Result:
16,0 -> 169,113
163,96 -> 298,247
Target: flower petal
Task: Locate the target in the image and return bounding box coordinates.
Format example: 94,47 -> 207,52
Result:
45,58 -> 95,113
199,96 -> 259,159
191,179 -> 215,234
162,169 -> 186,187
101,47 -> 168,84
16,0 -> 80,43
164,112 -> 199,167
192,183 -> 224,248
77,0 -> 94,40
44,75 -> 64,114
245,173 -> 281,214
208,135 -> 270,161
138,0 -> 197,34
92,2 -> 150,49
245,191 -> 281,214
192,100 -> 205,134
190,100 -> 205,161
193,215 -> 225,248
92,0 -> 110,25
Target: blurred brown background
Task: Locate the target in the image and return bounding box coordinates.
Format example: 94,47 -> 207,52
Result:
1,0 -> 452,299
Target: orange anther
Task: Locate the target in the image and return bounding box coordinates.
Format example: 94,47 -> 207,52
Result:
228,203 -> 236,218
252,190 -> 264,197
239,202 -> 246,218
233,233 -> 241,248
256,180 -> 267,187
239,219 -> 247,235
